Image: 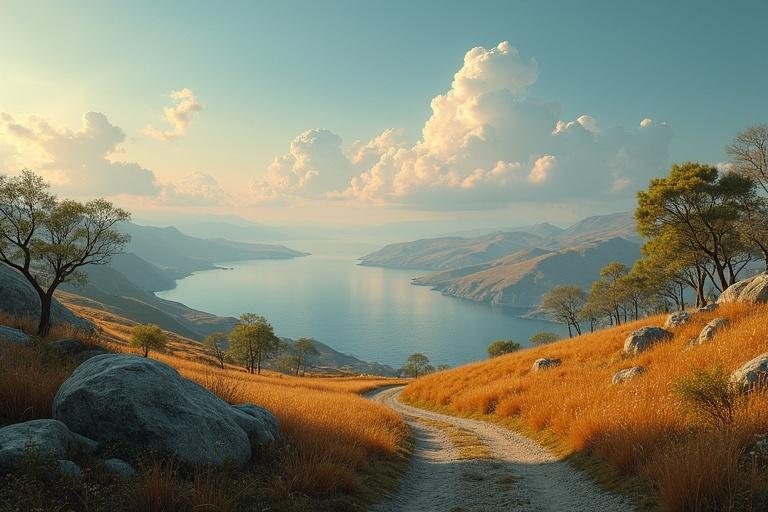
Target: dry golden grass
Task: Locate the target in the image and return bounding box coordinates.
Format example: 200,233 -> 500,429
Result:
403,303 -> 768,510
419,418 -> 492,460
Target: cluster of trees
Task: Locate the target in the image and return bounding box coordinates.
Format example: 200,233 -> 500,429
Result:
399,353 -> 451,377
542,125 -> 768,334
202,314 -> 320,375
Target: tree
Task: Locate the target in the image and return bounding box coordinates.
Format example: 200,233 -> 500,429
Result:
540,285 -> 586,337
487,339 -> 521,358
401,353 -> 433,378
0,170 -> 130,335
436,364 -> 451,372
227,313 -> 280,374
130,323 -> 168,357
727,124 -> 768,194
204,332 -> 228,368
736,195 -> 768,270
636,162 -> 755,293
529,332 -> 561,344
291,338 -> 320,376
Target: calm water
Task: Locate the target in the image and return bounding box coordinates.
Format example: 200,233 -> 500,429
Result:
156,240 -> 565,368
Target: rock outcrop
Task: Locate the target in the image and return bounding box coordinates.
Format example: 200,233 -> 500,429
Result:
612,366 -> 645,384
50,338 -> 110,362
695,318 -> 729,345
664,311 -> 690,328
623,327 -> 672,355
532,358 -> 561,371
731,352 -> 768,392
53,354 -> 278,467
0,419 -> 97,472
718,273 -> 768,304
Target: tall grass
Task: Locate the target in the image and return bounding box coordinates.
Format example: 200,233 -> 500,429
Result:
403,303 -> 768,510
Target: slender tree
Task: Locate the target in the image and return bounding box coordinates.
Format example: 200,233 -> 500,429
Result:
291,338 -> 320,376
0,170 -> 130,335
727,124 -> 768,194
204,332 -> 228,368
402,353 -> 433,378
227,313 -> 280,374
540,285 -> 586,337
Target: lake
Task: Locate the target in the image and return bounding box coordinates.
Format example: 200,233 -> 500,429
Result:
156,240 -> 565,368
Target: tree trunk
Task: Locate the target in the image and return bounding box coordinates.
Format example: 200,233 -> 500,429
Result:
567,323 -> 572,338
143,345 -> 149,357
36,293 -> 53,337
256,351 -> 262,375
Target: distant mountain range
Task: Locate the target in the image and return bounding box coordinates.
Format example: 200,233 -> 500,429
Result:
360,212 -> 641,311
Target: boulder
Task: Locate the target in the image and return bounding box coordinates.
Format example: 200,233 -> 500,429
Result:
718,273 -> 768,304
57,459 -> 82,481
53,354 -> 279,467
50,338 -> 109,362
697,303 -> 719,313
664,311 -> 690,328
695,318 -> 729,345
102,458 -> 136,479
623,327 -> 672,355
0,326 -> 30,345
531,358 -> 561,371
0,419 -> 97,472
231,404 -> 280,445
731,352 -> 768,393
612,366 -> 645,384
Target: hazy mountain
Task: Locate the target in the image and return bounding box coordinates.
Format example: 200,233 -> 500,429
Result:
442,222 -> 564,239
414,238 -> 641,309
552,212 -> 639,246
359,231 -> 546,270
120,222 -> 308,277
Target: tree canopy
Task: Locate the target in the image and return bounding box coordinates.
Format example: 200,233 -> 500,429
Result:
130,324 -> 168,357
227,313 -> 280,374
487,339 -> 521,358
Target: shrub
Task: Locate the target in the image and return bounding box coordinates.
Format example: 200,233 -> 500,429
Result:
487,339 -> 520,358
529,332 -> 561,344
130,324 -> 168,358
673,364 -> 738,429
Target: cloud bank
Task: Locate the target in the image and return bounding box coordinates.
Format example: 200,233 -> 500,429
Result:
254,41 -> 672,209
143,88 -> 203,141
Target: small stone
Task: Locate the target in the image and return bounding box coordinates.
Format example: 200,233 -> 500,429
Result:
612,367 -> 645,384
664,311 -> 690,328
57,459 -> 82,481
531,358 -> 561,371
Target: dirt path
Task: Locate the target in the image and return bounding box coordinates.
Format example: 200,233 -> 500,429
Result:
369,386 -> 634,512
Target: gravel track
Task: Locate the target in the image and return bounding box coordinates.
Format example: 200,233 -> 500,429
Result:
369,386 -> 634,512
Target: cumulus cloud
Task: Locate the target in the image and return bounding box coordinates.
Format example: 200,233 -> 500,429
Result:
143,88 -> 203,141
160,171 -> 228,205
1,111 -> 159,196
253,41 -> 672,210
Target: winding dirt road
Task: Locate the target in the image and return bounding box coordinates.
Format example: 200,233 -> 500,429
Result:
369,386 -> 633,512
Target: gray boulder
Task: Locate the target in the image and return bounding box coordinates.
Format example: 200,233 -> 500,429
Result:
531,358 -> 561,371
731,352 -> 768,393
53,354 -> 279,467
718,273 -> 768,304
231,404 -> 280,445
623,327 -> 672,355
0,419 -> 97,472
695,318 -> 729,345
0,326 -> 31,345
102,458 -> 136,479
57,459 -> 82,481
50,338 -> 110,362
612,366 -> 645,384
664,311 -> 690,328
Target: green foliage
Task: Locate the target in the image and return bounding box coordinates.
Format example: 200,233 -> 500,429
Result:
291,338 -> 320,376
227,314 -> 280,374
673,364 -> 738,429
401,353 -> 434,378
0,170 -> 131,335
130,324 -> 168,357
436,364 -> 451,372
529,332 -> 560,345
541,285 -> 586,337
486,339 -> 521,358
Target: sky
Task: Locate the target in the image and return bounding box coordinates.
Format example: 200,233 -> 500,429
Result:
1,0 -> 767,229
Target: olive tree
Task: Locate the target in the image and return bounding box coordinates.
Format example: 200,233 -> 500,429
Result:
227,313 -> 280,374
487,339 -> 520,358
130,323 -> 168,357
0,170 -> 130,335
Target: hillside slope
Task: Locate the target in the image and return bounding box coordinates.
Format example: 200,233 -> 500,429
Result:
403,303 -> 768,510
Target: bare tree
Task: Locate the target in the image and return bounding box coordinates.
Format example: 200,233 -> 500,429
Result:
0,170 -> 130,335
727,124 -> 768,194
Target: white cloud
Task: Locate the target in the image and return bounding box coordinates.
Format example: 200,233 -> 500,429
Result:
1,111 -> 159,196
143,88 -> 203,141
160,171 -> 228,206
252,41 -> 672,210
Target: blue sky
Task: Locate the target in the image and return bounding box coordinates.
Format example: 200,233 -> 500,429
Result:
1,0 -> 766,226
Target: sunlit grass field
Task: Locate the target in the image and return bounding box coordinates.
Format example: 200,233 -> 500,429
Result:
403,302 -> 768,511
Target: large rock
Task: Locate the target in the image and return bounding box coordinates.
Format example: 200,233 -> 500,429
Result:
52,354 -> 279,467
731,352 -> 768,393
664,311 -> 690,328
0,419 -> 97,472
231,404 -> 280,445
50,338 -> 110,362
695,318 -> 729,345
102,458 -> 136,479
531,358 -> 561,371
623,327 -> 672,355
0,326 -> 31,345
612,366 -> 645,384
718,273 -> 768,304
